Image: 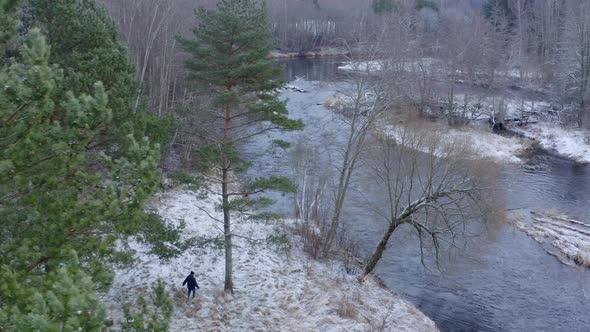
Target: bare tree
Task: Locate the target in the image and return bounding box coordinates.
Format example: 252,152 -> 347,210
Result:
99,0 -> 200,116
482,7 -> 510,88
360,123 -> 498,280
322,39 -> 398,255
560,1 -> 590,127
290,140 -> 329,223
508,0 -> 528,78
438,10 -> 478,116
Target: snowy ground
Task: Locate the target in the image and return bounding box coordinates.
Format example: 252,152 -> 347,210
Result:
324,87 -> 590,164
323,93 -> 528,163
511,124 -> 590,163
449,94 -> 590,163
380,123 -> 528,163
104,188 -> 438,332
512,211 -> 590,268
337,60 -> 590,164
338,61 -> 384,72
337,59 -> 438,73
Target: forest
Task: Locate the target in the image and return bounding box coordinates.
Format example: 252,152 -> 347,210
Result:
1,0 -> 589,331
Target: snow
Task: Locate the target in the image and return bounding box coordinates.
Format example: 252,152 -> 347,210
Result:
440,94 -> 590,163
323,93 -> 376,112
381,123 -> 528,163
512,211 -> 590,268
459,129 -> 526,163
104,188 -> 438,332
324,94 -> 352,110
338,61 -> 384,72
337,58 -> 439,73
512,124 -> 590,163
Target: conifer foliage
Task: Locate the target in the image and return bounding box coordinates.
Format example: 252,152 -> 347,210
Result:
0,1 -> 173,329
179,0 -> 303,293
26,0 -> 174,151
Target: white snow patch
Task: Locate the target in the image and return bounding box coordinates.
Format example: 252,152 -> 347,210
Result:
512,124 -> 590,163
324,93 -> 376,112
337,58 -> 439,73
324,94 -> 354,111
105,189 -> 438,332
429,94 -> 590,163
382,123 -> 527,163
338,61 -> 384,72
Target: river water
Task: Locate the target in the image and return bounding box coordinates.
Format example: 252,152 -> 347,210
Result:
243,58 -> 590,332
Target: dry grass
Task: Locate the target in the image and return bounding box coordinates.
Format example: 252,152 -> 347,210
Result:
337,297 -> 359,320
364,312 -> 392,332
295,222 -> 325,259
324,95 -> 351,112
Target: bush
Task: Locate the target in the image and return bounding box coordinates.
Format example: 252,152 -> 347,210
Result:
121,279 -> 174,332
336,297 -> 358,320
267,231 -> 292,254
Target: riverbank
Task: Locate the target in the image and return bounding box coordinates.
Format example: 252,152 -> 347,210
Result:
104,187 -> 438,331
269,47 -> 349,59
337,60 -> 590,164
257,60 -> 590,332
323,92 -> 531,163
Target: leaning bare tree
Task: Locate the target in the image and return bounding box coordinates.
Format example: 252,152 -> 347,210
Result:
360,124 -> 498,281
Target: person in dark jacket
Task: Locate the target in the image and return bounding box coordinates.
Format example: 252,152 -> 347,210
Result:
182,271 -> 199,300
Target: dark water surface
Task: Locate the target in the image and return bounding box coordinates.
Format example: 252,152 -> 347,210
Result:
245,58 -> 590,332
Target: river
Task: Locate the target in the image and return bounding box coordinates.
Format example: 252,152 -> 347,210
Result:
243,58 -> 590,332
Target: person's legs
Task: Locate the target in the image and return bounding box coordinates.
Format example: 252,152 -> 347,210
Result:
188,288 -> 195,299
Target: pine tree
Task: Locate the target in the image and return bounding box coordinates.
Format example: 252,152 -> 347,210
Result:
0,28 -> 115,330
25,0 -> 174,151
178,0 -> 303,293
0,0 -> 19,51
1,2 -> 174,329
372,0 -> 397,14
483,0 -> 513,20
416,0 -> 439,12
121,279 -> 174,332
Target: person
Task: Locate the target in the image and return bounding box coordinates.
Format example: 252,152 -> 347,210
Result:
182,271 -> 199,300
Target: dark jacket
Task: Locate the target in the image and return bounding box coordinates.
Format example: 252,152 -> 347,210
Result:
183,274 -> 199,290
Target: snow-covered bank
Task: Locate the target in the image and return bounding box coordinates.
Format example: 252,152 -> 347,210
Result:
436,93 -> 590,163
322,93 -> 528,163
336,57 -> 590,164
105,189 -> 438,331
512,211 -> 590,268
511,124 -> 590,163
337,61 -> 384,72
337,58 -> 438,73
378,122 -> 528,163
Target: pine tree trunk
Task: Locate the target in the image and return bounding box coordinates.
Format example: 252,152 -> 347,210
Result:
222,166 -> 233,293
361,221 -> 398,279
223,87 -> 233,294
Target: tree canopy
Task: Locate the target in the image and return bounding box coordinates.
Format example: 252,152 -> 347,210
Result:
0,1 -> 174,329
